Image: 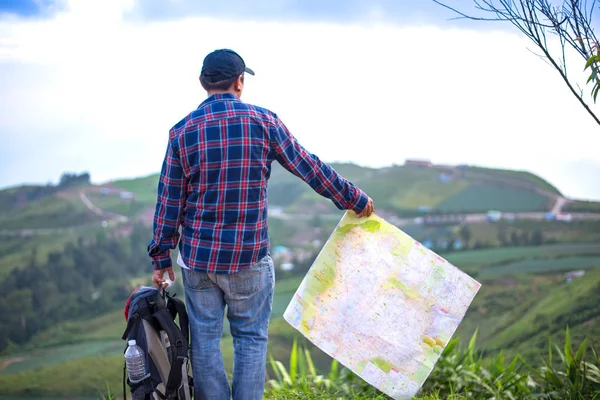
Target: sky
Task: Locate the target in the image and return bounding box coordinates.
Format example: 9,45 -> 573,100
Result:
1,0 -> 600,201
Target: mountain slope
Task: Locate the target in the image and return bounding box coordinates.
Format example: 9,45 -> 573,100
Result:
0,162 -> 569,228
0,161 -> 585,278
87,162 -> 565,218
0,163 -> 598,398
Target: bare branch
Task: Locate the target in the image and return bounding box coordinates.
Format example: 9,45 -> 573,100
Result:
526,46 -> 554,68
432,0 -> 600,126
431,0 -> 507,21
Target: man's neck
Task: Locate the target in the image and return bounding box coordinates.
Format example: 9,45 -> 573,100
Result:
207,90 -> 238,97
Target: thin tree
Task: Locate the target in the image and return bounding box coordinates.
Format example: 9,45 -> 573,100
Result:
432,0 -> 600,126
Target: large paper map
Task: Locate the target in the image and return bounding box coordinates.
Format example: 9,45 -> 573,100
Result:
283,211 -> 481,400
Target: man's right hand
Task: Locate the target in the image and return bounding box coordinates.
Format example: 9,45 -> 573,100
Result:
357,197 -> 375,218
153,267 -> 175,289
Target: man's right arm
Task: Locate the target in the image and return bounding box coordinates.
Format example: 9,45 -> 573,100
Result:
269,118 -> 373,216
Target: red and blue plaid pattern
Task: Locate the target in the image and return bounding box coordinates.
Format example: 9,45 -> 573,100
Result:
148,93 -> 368,274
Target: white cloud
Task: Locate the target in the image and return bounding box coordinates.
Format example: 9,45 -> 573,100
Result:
1,0 -> 599,200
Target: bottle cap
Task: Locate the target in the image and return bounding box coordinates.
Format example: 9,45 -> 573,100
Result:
128,339 -> 137,346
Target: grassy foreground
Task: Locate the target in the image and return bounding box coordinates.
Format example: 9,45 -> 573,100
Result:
96,327 -> 599,400
263,328 -> 600,400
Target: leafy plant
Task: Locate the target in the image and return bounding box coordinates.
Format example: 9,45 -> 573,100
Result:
532,326 -> 600,399
99,382 -> 116,400
585,49 -> 600,103
422,329 -> 532,399
265,338 -> 389,399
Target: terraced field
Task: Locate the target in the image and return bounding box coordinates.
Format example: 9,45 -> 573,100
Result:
445,242 -> 600,267
438,183 -> 550,212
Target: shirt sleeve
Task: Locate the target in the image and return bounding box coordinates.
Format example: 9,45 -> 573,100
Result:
269,118 -> 369,214
147,137 -> 188,270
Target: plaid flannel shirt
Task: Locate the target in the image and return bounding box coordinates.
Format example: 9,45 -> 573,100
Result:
148,93 -> 368,274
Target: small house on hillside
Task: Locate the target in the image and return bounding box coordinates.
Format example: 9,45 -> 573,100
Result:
565,270 -> 586,283
405,159 -> 433,168
438,173 -> 454,183
487,210 -> 503,222
556,213 -> 573,222
119,191 -> 135,200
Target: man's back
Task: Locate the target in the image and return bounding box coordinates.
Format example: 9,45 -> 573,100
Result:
171,93 -> 277,274
149,92 -> 370,275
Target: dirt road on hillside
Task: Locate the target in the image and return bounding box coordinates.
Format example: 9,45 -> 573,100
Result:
550,196 -> 569,215
78,191 -> 129,223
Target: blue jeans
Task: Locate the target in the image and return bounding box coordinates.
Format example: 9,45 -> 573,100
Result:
181,255 -> 275,400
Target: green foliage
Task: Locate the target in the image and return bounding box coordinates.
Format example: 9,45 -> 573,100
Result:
585,52 -> 600,103
423,330 -> 532,398
266,338 -> 389,399
265,329 -> 600,400
0,232 -> 82,278
532,327 -> 600,399
101,382 -> 117,400
0,223 -> 153,353
58,172 -> 91,188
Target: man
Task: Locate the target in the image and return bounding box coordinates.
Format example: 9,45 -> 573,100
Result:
148,48 -> 374,400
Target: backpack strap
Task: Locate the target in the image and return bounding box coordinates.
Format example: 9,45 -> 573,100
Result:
153,309 -> 189,397
166,295 -> 190,344
121,313 -> 140,340
122,297 -> 154,340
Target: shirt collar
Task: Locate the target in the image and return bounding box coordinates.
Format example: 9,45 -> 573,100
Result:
198,93 -> 241,109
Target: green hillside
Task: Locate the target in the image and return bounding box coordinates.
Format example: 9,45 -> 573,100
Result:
80,162 -> 563,219
0,162 -> 577,235
457,165 -> 562,195
0,162 -> 598,398
437,183 -> 549,212
446,246 -> 600,362
0,272 -> 304,397
0,190 -> 92,230
268,163 -> 556,214
1,241 -> 599,397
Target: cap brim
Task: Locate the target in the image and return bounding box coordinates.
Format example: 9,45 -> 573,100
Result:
244,67 -> 255,76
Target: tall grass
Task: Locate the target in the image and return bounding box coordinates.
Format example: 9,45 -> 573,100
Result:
421,330 -> 532,398
264,328 -> 600,400
530,327 -> 600,399
265,339 -> 388,399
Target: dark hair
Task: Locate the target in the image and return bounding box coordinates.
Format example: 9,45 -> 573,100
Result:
200,75 -> 238,91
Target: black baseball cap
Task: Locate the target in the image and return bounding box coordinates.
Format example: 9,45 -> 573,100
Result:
200,49 -> 255,83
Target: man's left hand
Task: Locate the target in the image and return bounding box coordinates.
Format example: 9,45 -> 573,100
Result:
357,197 -> 375,218
153,267 -> 175,289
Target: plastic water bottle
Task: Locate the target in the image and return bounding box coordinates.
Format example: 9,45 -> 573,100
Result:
125,339 -> 146,383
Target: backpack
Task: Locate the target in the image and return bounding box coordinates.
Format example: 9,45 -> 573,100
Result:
121,286 -> 193,400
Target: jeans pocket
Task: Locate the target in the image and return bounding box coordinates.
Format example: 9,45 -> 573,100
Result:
229,260 -> 267,296
182,268 -> 214,291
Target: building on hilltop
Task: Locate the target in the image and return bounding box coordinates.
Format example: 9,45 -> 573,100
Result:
404,159 -> 433,168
